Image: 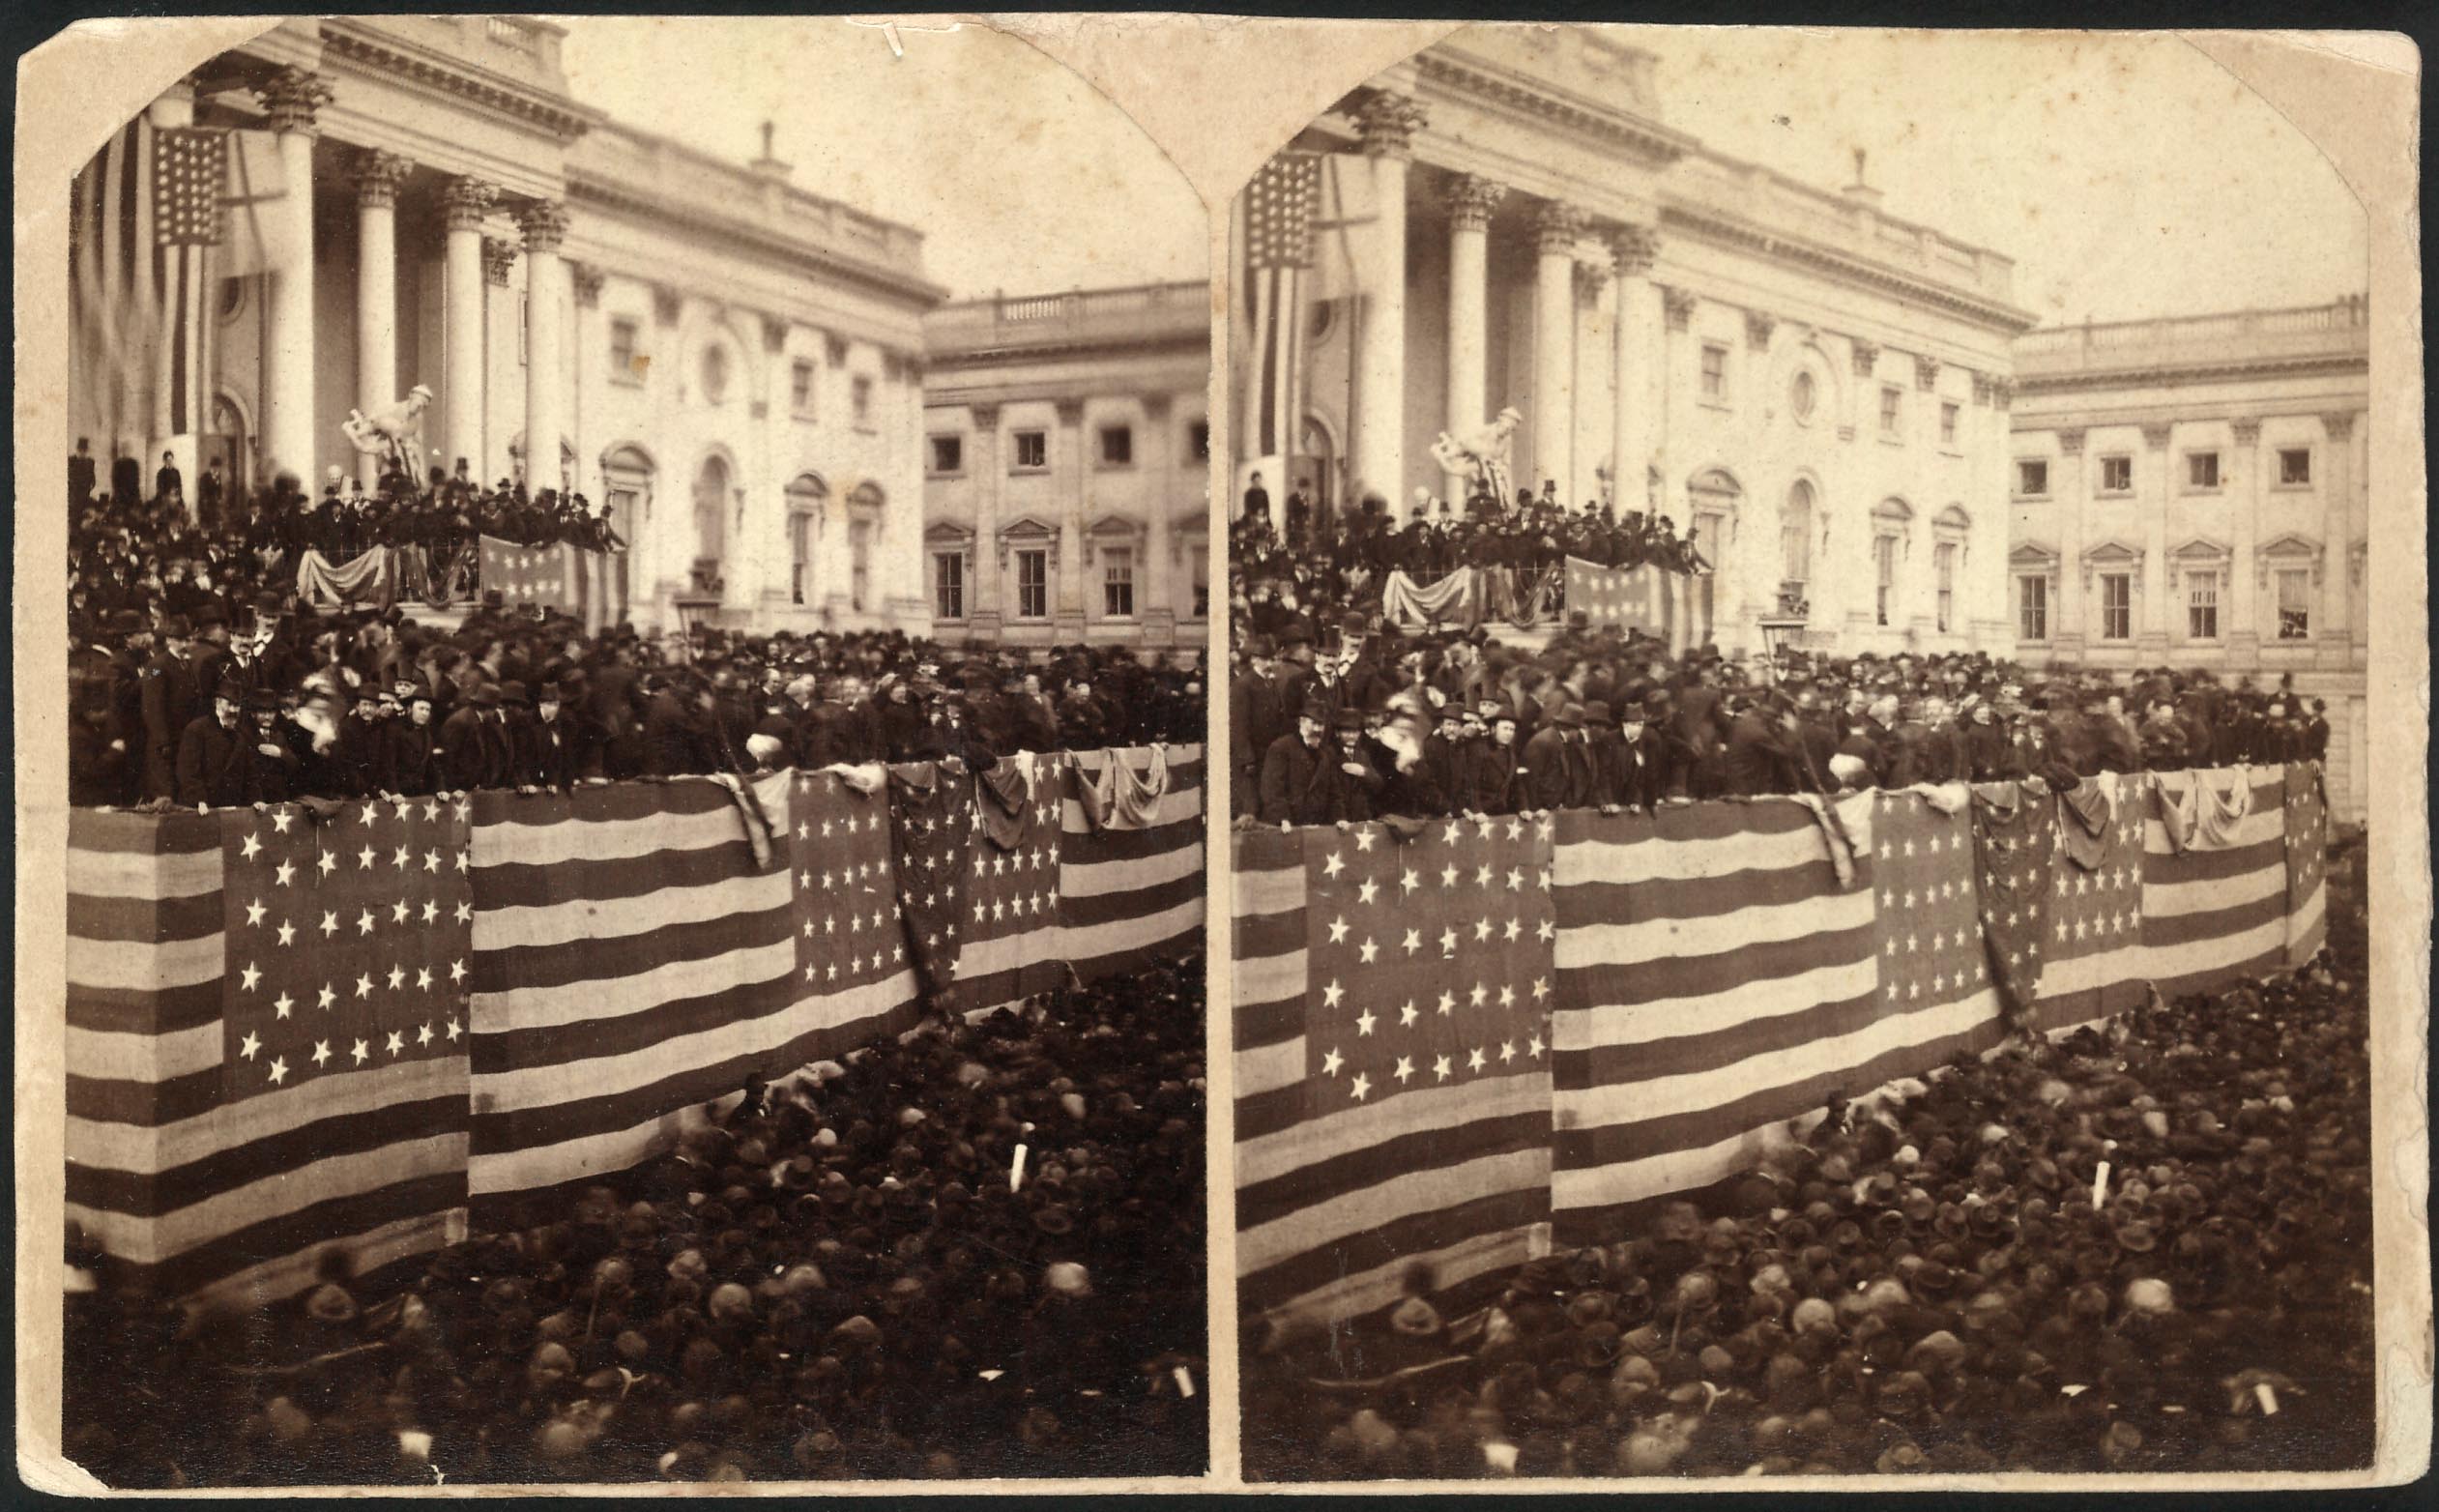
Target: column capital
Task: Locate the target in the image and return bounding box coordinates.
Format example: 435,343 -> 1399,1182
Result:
970,402 -> 1002,429
762,314 -> 790,353
518,199 -> 571,256
1354,91 -> 1429,159
1142,393 -> 1175,420
1573,258 -> 1611,307
1971,372 -> 1993,406
1745,309 -> 1776,352
350,149 -> 415,209
1054,397 -> 1087,426
1661,284 -> 1696,333
2320,411 -> 2356,441
1913,354 -> 1941,392
570,263 -> 606,307
1533,199 -> 1587,254
482,236 -> 519,287
1990,377 -> 2014,412
255,66 -> 334,134
1446,173 -> 1507,232
1609,223 -> 1660,278
2230,418 -> 2262,445
2140,422 -> 2174,451
653,285 -> 683,327
439,176 -> 499,232
1850,337 -> 1881,377
2057,427 -> 2085,455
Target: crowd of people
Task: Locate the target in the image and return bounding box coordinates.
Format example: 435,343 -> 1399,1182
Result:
1232,478 -> 1707,631
1230,615 -> 2333,827
64,954 -> 1209,1486
1244,842 -> 2371,1478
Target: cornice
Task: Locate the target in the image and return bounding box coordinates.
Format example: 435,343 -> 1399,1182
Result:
565,171 -> 947,309
319,24 -> 601,143
925,333 -> 1210,371
2014,352 -> 2370,395
1659,203 -> 2038,336
1410,52 -> 1695,168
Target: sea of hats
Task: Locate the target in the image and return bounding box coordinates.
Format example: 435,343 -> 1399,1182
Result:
1242,840 -> 2372,1479
1230,612 -> 2335,825
63,955 -> 1208,1486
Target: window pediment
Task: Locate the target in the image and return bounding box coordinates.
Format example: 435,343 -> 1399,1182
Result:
2169,536 -> 2231,566
2256,532 -> 2325,587
925,520 -> 976,548
2009,541 -> 2061,571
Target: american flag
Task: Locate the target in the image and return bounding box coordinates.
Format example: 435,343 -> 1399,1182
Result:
2139,767 -> 2291,1000
2034,771 -> 2148,1033
64,804 -> 472,1302
957,754 -> 1067,1011
152,127 -> 226,245
479,536 -> 588,616
1242,152 -> 1319,463
1564,556 -> 1677,639
1059,745 -> 1205,980
70,115 -> 209,462
2282,762 -> 2330,968
1234,818 -> 1554,1326
1971,778 -> 2054,1030
889,763 -> 975,1013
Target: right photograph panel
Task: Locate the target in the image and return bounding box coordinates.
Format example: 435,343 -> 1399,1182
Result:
1225,26 -> 2373,1481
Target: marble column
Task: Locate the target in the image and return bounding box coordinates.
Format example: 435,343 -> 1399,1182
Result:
2318,411 -> 2356,664
350,150 -> 414,488
2053,427 -> 2088,656
1531,200 -> 1586,506
2227,419 -> 2263,659
1442,173 -> 1504,506
519,200 -> 570,496
2137,422 -> 2173,652
481,238 -> 518,482
439,177 -> 497,479
969,403 -> 1003,634
1142,393 -> 1176,644
254,67 -> 330,487
1609,224 -> 1660,515
1350,92 -> 1424,512
1054,397 -> 1088,636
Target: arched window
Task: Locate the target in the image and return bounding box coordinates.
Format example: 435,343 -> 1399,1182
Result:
1872,498 -> 1915,628
847,482 -> 885,614
784,473 -> 828,605
1781,479 -> 1815,592
692,453 -> 731,588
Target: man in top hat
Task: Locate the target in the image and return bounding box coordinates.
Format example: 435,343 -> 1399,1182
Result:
1257,696 -> 1336,828
69,436 -> 97,509
1521,701 -> 1595,813
439,682 -> 513,792
174,676 -> 249,808
138,614 -> 202,802
1459,707 -> 1522,817
1326,706 -> 1383,824
240,687 -> 301,803
383,687 -> 440,797
1723,689 -> 1802,799
334,684 -> 392,798
1839,691 -> 1902,792
1609,697 -> 1664,811
1231,635 -> 1286,820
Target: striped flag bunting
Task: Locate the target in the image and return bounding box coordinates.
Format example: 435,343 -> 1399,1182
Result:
66,805 -> 471,1305
71,113 -> 210,460
1972,780 -> 2054,1029
958,754 -> 1068,1012
1059,745 -> 1205,982
1243,153 -> 1319,464
479,536 -> 591,617
2140,768 -> 2290,1000
2284,763 -> 2330,967
888,763 -> 975,1014
2035,770 -> 2149,1033
1234,818 -> 1554,1325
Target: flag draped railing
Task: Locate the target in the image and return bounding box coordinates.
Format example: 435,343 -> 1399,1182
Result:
1233,762 -> 2334,1326
65,744 -> 1202,1303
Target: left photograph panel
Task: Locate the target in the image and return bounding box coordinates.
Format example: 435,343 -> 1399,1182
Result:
44,15 -> 1210,1486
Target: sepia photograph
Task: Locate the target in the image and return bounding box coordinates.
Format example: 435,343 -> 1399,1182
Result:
1225,25 -> 2399,1482
32,14 -> 1209,1487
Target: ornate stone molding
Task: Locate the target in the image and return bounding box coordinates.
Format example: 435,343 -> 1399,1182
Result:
1989,378 -> 2014,413
761,315 -> 789,354
2321,411 -> 2357,441
350,149 -> 415,209
969,403 -> 1001,429
2013,353 -> 2367,397
2140,422 -> 2174,451
824,334 -> 850,366
1054,398 -> 1088,426
1745,310 -> 1776,352
439,176 -> 498,233
255,66 -> 334,135
1659,202 -> 2038,339
481,236 -> 518,287
2254,533 -> 2325,588
1447,174 -> 1507,233
1971,373 -> 1994,407
569,263 -> 605,308
318,25 -> 596,142
2057,428 -> 2085,456
1914,355 -> 1940,392
1573,258 -> 1611,307
653,285 -> 682,327
1609,223 -> 1660,279
1142,393 -> 1174,421
518,199 -> 570,256
1850,339 -> 1880,377
2349,540 -> 2367,587
1533,200 -> 1587,255
2231,419 -> 2262,446
1355,91 -> 1429,160
1661,285 -> 1696,333
1408,52 -> 1691,167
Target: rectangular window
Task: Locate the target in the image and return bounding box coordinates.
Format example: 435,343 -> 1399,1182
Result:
1880,386 -> 1902,437
1934,541 -> 1958,633
1939,402 -> 1959,448
1192,561 -> 1209,619
1873,536 -> 1897,626
789,512 -> 812,605
2100,454 -> 2133,492
1099,424 -> 1133,466
2018,575 -> 2048,642
610,318 -> 641,382
852,376 -> 874,429
850,520 -> 872,612
2187,451 -> 2221,489
2101,573 -> 2133,640
1699,343 -> 1728,400
2186,572 -> 2219,639
1012,430 -> 1048,470
1102,547 -> 1135,618
928,435 -> 963,475
791,360 -> 816,417
934,552 -> 965,621
2016,459 -> 2048,497
2279,448 -> 2311,485
1015,549 -> 1048,619
2276,568 -> 2310,639
1189,421 -> 1210,462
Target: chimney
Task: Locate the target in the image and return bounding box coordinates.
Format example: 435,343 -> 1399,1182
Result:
750,119 -> 792,182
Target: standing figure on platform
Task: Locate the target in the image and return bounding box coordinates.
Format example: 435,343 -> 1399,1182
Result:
341,383 -> 436,482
